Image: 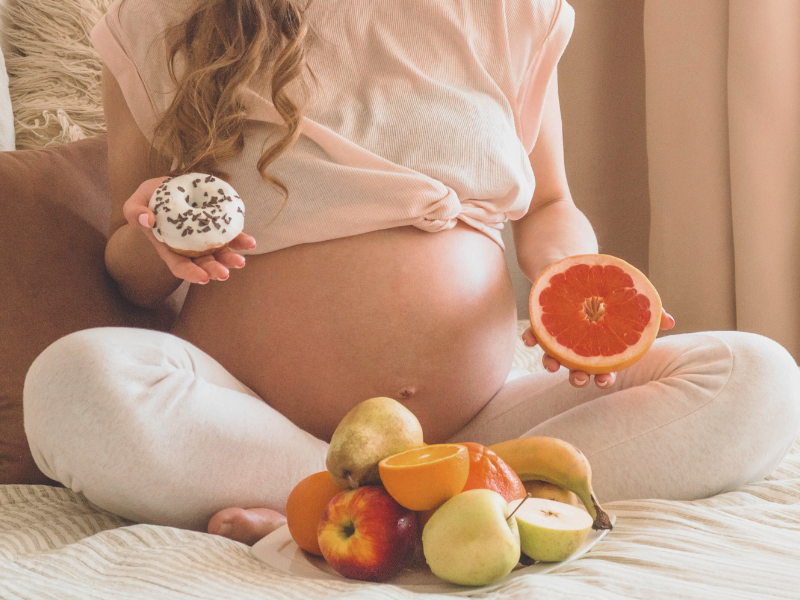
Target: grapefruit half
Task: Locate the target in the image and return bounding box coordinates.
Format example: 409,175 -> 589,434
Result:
529,255 -> 662,374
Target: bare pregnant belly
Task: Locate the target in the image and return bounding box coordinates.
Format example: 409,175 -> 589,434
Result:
170,220 -> 519,444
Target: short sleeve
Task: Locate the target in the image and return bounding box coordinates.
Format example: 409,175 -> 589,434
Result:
91,0 -> 189,143
507,0 -> 575,154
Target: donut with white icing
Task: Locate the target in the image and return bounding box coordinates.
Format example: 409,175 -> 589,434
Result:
149,173 -> 245,258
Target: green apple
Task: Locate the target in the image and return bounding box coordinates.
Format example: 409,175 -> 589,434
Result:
421,489 -> 520,587
509,497 -> 593,562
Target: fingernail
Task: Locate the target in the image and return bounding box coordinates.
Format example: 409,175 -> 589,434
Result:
574,374 -> 588,384
197,280 -> 209,285
216,522 -> 232,538
597,380 -> 609,388
138,214 -> 149,228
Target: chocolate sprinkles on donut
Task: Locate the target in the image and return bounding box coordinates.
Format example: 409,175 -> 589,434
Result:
149,173 -> 246,258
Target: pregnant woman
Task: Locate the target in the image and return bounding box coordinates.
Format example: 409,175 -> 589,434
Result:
23,0 -> 800,546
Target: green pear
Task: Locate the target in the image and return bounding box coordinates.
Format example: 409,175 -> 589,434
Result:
326,397 -> 423,488
422,489 -> 520,587
510,497 -> 593,562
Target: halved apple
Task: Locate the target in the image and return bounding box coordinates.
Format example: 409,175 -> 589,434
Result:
509,497 -> 593,562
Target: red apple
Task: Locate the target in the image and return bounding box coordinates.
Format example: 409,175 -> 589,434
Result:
317,485 -> 418,582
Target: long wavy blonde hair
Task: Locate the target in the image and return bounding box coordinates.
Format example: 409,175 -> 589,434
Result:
149,0 -> 318,220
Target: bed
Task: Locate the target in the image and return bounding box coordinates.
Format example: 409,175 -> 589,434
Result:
1,359 -> 798,599
2,326 -> 799,599
1,0 -> 799,597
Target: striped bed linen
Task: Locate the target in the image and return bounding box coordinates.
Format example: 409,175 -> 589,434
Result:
1,324 -> 798,599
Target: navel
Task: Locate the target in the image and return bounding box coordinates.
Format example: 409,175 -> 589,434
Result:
395,386 -> 416,400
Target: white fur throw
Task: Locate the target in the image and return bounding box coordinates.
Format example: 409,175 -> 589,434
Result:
1,0 -> 111,149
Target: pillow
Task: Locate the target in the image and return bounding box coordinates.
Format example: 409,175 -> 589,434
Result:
0,135 -> 180,484
0,44 -> 13,151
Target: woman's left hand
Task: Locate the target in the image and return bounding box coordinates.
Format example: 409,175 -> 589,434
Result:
521,308 -> 676,388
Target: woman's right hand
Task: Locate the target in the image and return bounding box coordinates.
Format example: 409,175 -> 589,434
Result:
123,177 -> 257,284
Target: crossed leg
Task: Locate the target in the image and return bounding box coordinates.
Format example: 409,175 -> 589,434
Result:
23,327 -> 329,544
449,331 -> 800,503
23,327 -> 800,546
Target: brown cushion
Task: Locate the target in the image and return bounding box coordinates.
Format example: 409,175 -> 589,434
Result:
0,136 -> 180,484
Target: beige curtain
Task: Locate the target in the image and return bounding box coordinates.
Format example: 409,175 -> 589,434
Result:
645,0 -> 800,359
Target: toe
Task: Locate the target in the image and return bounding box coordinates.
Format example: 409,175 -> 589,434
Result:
208,507 -> 287,546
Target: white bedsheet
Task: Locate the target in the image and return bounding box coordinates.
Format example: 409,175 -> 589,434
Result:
1,325 -> 799,599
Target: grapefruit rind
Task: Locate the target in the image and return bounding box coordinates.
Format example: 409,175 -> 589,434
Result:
528,255 -> 662,375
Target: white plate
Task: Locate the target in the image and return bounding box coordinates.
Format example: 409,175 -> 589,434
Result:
251,511 -> 615,596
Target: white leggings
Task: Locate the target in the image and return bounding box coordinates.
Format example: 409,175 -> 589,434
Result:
23,327 -> 800,532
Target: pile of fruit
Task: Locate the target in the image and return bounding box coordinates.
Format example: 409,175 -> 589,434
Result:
285,397 -> 613,587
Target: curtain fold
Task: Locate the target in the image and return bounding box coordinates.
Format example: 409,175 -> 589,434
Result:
728,0 -> 800,357
644,0 -> 800,359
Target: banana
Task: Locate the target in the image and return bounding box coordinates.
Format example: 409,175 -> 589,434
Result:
489,436 -> 613,531
523,480 -> 582,509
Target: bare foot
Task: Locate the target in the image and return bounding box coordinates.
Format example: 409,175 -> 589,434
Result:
207,507 -> 287,546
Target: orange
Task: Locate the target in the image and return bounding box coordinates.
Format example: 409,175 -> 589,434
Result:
378,444 -> 469,511
459,442 -> 527,503
285,471 -> 345,555
529,254 -> 662,374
